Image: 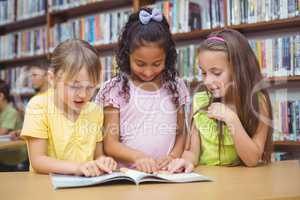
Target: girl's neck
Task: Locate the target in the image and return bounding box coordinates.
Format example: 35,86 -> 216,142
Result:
39,82 -> 49,94
0,100 -> 8,112
130,75 -> 162,92
53,90 -> 80,122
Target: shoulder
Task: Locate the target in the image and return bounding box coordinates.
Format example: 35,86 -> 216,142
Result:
27,90 -> 50,109
95,76 -> 127,108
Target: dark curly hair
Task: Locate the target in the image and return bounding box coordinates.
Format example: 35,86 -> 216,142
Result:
101,7 -> 180,106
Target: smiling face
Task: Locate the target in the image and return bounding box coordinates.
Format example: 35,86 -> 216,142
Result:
129,43 -> 166,83
55,67 -> 97,114
199,50 -> 232,98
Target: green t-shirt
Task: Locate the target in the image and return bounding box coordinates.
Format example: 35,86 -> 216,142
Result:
0,104 -> 23,131
0,104 -> 26,165
193,91 -> 240,166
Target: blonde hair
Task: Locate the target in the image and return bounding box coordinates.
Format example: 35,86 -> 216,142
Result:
51,39 -> 101,85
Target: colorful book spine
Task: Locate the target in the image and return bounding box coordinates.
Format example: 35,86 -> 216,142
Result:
0,66 -> 34,95
249,34 -> 300,77
227,0 -> 300,25
272,98 -> 300,142
0,26 -> 46,60
100,56 -> 117,82
0,0 -> 15,25
151,0 -> 224,33
176,45 -> 202,82
49,8 -> 131,51
16,0 -> 46,21
49,0 -> 104,12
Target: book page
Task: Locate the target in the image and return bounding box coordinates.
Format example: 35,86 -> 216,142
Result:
120,168 -> 211,184
0,135 -> 12,142
51,172 -> 132,189
156,172 -> 211,182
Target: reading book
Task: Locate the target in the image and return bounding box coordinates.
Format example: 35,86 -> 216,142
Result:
50,168 -> 211,189
0,135 -> 12,142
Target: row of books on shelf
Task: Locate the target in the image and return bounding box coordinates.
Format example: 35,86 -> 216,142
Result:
0,66 -> 35,96
177,45 -> 202,81
1,32 -> 300,82
101,56 -> 117,82
0,26 -> 47,60
153,0 -> 225,33
228,0 -> 300,25
249,34 -> 300,77
2,0 -> 300,29
49,7 -> 131,52
49,0 -> 104,12
0,0 -> 46,26
16,0 -> 46,21
0,0 -> 14,25
273,100 -> 300,142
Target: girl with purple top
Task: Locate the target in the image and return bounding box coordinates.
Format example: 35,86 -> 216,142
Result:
95,8 -> 189,173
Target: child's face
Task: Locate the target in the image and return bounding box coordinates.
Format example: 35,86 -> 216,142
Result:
55,68 -> 97,113
199,50 -> 232,98
30,67 -> 48,89
129,43 -> 166,82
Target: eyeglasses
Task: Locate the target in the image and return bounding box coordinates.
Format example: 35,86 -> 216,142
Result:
65,83 -> 97,94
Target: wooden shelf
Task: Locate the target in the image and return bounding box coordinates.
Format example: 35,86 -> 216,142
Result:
49,0 -> 132,23
95,43 -> 118,54
267,76 -> 300,82
229,16 -> 300,34
171,16 -> 300,43
0,54 -> 48,68
274,141 -> 300,152
172,28 -> 221,43
0,42 -> 118,67
0,15 -> 47,35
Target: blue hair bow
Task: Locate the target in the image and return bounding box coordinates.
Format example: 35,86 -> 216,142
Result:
139,8 -> 163,25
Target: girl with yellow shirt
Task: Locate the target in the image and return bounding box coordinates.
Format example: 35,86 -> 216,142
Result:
168,29 -> 273,172
21,39 -> 117,177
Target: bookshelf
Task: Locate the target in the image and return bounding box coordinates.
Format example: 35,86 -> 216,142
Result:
0,0 -> 300,155
0,15 -> 47,35
48,0 -> 132,25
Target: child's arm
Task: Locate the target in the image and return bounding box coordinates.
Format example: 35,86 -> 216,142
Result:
28,137 -> 116,176
0,128 -> 9,135
167,122 -> 200,173
93,142 -> 117,173
157,106 -> 186,169
27,137 -> 82,175
207,96 -> 270,167
103,106 -> 158,173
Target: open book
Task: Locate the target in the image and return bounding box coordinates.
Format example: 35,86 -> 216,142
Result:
50,168 -> 211,189
0,135 -> 12,142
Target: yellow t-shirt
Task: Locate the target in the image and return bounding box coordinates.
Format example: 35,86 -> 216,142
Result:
21,89 -> 103,164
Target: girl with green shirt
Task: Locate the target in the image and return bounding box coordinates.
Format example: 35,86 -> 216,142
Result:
168,29 -> 273,172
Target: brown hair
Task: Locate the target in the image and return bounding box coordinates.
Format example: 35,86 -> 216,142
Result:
50,39 -> 101,85
198,28 -> 273,164
0,79 -> 11,102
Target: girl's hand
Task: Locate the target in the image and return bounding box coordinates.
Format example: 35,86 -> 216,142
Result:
9,129 -> 21,140
167,158 -> 194,173
157,155 -> 174,170
134,157 -> 158,174
207,103 -> 237,125
95,156 -> 118,174
75,161 -> 103,177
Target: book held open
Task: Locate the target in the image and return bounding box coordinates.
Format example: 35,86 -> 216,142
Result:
50,168 -> 211,189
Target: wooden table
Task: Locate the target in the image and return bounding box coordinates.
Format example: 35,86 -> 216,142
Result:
0,140 -> 26,151
0,160 -> 299,200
